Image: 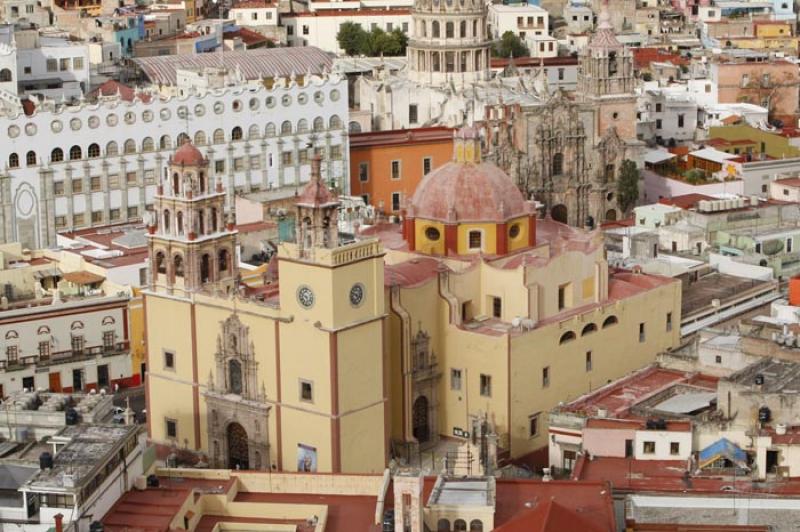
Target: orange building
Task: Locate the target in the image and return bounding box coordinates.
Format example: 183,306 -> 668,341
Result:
349,127 -> 454,215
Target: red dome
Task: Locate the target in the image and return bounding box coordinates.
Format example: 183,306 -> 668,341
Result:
172,141 -> 206,166
408,162 -> 531,223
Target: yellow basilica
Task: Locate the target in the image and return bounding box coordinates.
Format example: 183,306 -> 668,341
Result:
144,131 -> 681,474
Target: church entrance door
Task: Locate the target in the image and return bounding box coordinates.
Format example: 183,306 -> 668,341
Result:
227,422 -> 249,469
413,396 -> 430,443
552,204 -> 568,224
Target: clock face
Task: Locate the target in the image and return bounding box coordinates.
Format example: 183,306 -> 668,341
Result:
297,286 -> 315,308
349,283 -> 365,307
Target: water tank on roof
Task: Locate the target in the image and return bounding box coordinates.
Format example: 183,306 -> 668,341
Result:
65,407 -> 79,425
759,406 -> 771,423
755,373 -> 765,385
89,521 -> 104,532
146,474 -> 160,488
698,200 -> 710,212
39,452 -> 53,470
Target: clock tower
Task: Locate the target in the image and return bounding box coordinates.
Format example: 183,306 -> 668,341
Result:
275,155 -> 388,473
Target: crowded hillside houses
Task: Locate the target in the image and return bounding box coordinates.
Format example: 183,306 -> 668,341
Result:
2,0 -> 800,529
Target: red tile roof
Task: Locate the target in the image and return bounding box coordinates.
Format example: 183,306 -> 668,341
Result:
631,47 -> 689,69
774,177 -> 800,187
349,127 -> 455,149
284,7 -> 410,16
658,193 -> 716,210
89,79 -> 151,103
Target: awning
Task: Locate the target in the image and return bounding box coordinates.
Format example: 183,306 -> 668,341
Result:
644,150 -> 676,165
699,438 -> 748,469
654,391 -> 717,414
62,271 -> 105,285
33,267 -> 62,280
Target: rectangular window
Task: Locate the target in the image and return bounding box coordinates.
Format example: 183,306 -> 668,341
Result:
103,331 -> 115,351
72,178 -> 83,193
144,169 -> 155,184
59,58 -> 70,71
91,211 -> 102,223
166,418 -> 177,438
529,414 -> 539,437
46,58 -> 57,72
409,104 -> 418,124
302,25 -> 309,35
558,283 -> 569,311
282,151 -> 293,165
585,351 -> 592,371
54,181 -> 64,195
715,355 -> 722,363
299,150 -> 309,165
73,213 -> 84,226
402,22 -> 408,32
450,368 -> 462,390
127,206 -> 139,218
542,366 -> 550,388
55,216 -> 66,228
387,22 -> 393,31
678,114 -> 685,128
480,374 -> 491,397
391,192 -> 401,212
391,160 -> 401,180
643,441 -> 656,454
330,145 -> 342,160
666,312 -> 673,332
126,172 -> 137,185
215,160 -> 225,173
164,350 -> 175,369
469,231 -> 482,249
655,119 -> 662,129
300,380 -> 313,402
558,67 -> 564,80
108,174 -> 119,188
788,237 -> 794,253
38,341 -> 50,359
73,57 -> 84,70
6,345 -> 18,363
234,157 -> 245,171
639,322 -> 646,343
492,296 -> 502,318
359,162 -> 369,182
655,103 -> 662,112
71,335 -> 84,355
23,66 -> 31,74
250,155 -> 261,170
423,157 -> 432,175
670,442 -> 680,455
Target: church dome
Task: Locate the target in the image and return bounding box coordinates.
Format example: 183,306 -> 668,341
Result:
172,141 -> 206,166
409,162 -> 530,223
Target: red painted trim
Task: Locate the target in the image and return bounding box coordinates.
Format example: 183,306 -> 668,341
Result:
528,215 -> 537,247
143,295 -> 152,439
190,304 -> 201,450
444,224 -> 458,256
548,428 -> 582,437
274,320 -> 283,471
122,307 -> 129,342
330,332 -> 341,473
496,222 -> 508,255
405,218 -> 415,251
0,301 -> 127,326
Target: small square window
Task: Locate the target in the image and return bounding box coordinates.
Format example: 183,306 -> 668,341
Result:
215,160 -> 225,173
670,442 -> 680,455
127,206 -> 139,218
643,441 -> 655,454
300,380 -> 313,402
468,230 -> 482,250
164,350 -> 175,369
126,172 -> 137,185
451,368 -> 462,390
529,414 -> 539,437
166,418 -> 177,438
72,178 -> 83,193
715,355 -> 722,364
54,181 -> 64,195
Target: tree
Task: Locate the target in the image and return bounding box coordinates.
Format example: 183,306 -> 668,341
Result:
493,31 -> 529,58
337,22 -> 367,56
616,159 -> 640,214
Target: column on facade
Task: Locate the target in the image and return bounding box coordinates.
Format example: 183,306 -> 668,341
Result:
226,144 -> 235,210
260,140 -> 269,190
38,169 -> 53,247
82,162 -> 91,225
136,155 -> 146,218
292,137 -> 301,186
65,165 -> 74,230
276,139 -> 285,188
119,159 -> 129,222
243,143 -> 253,194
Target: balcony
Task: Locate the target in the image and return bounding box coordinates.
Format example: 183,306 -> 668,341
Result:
0,341 -> 130,372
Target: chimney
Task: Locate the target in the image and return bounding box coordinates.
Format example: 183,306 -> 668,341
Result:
54,513 -> 64,532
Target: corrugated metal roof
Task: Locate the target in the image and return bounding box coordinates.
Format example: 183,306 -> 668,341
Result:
133,46 -> 333,85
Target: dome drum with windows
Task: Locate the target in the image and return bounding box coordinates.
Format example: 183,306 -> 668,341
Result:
402,127 -> 537,256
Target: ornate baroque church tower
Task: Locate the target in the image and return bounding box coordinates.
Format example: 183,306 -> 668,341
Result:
147,141 -> 238,296
407,0 -> 492,87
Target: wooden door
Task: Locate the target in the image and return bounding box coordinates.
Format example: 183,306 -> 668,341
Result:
49,372 -> 62,392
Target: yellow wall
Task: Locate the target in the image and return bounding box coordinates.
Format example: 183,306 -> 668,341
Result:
507,216 -> 531,253
457,223 -> 497,255
414,220 -> 446,255
129,291 -> 146,382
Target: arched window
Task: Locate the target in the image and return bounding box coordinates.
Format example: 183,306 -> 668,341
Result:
198,210 -> 205,235
8,153 -> 19,168
51,148 -> 63,162
454,520 -> 467,532
446,22 -> 454,38
87,143 -> 100,158
602,315 -> 619,328
213,129 -> 225,144
211,207 -> 218,232
228,359 -> 242,394
124,139 -> 136,154
473,20 -> 478,38
432,21 -> 440,37
329,115 -> 342,129
219,249 -> 229,272
177,211 -> 184,234
281,120 -> 292,135
231,126 -> 243,140
201,253 -> 211,283
559,331 -> 576,344
297,119 -> 308,133
177,133 -> 189,147
437,519 -> 451,532
313,117 -> 324,132
155,251 -> 166,273
172,172 -> 180,195
69,145 -> 82,160
199,171 -> 206,194
173,254 -> 184,277
160,135 -> 172,150
25,151 -> 36,166
469,520 -> 483,532
0,68 -> 12,82
460,20 -> 467,38
349,121 -> 362,133
194,131 -> 207,146
163,209 -> 170,232
106,141 -> 118,156
142,137 -> 154,152
248,124 -> 260,139
582,323 -> 598,336
552,152 -> 564,176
